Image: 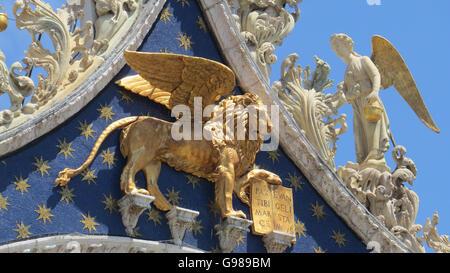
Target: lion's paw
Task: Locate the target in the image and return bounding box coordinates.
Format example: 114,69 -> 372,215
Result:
225,210 -> 247,219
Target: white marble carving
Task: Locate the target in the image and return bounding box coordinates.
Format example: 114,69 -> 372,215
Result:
337,146 -> 425,252
227,0 -> 302,80
417,212 -> 450,253
262,230 -> 295,253
0,234 -> 204,253
118,192 -> 155,237
214,216 -> 252,253
272,54 -> 347,170
166,207 -> 200,246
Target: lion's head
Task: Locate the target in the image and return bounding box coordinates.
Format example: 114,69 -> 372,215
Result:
203,92 -> 272,148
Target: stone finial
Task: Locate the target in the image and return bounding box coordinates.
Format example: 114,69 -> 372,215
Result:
214,216 -> 252,253
118,193 -> 155,237
262,230 -> 295,253
166,207 -> 200,246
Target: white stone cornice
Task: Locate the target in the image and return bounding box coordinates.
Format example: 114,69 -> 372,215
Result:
0,234 -> 205,253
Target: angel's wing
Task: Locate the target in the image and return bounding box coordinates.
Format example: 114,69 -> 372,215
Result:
371,35 -> 440,133
116,52 -> 236,112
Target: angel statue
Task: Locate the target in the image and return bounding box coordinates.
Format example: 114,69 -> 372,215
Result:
55,52 -> 281,220
330,34 -> 439,172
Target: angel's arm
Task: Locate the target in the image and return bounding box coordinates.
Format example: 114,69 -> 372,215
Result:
362,56 -> 381,100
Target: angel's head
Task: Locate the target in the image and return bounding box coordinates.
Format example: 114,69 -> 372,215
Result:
330,34 -> 357,61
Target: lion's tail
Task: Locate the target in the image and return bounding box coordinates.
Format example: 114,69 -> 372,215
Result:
55,116 -> 150,187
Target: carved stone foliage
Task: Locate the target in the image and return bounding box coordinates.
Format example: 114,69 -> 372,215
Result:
417,212 -> 450,253
227,0 -> 302,80
272,54 -> 347,170
166,207 -> 200,246
214,216 -> 252,253
262,230 -> 295,253
0,0 -> 139,130
118,192 -> 155,237
337,146 -> 428,252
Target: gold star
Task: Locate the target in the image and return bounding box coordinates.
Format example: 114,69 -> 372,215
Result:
186,174 -> 200,189
59,186 -> 76,204
176,32 -> 194,52
160,7 -> 174,24
77,120 -> 96,141
159,48 -> 172,53
13,221 -> 32,239
189,219 -> 204,237
119,90 -> 133,104
208,199 -> 220,217
331,230 -> 347,248
295,219 -> 307,239
0,193 -> 11,211
81,168 -> 97,185
165,187 -> 182,206
177,0 -> 190,7
57,138 -> 75,160
97,103 -> 115,122
12,175 -> 31,195
313,246 -> 326,253
236,234 -> 246,246
102,193 -> 118,214
286,172 -> 305,191
100,148 -> 117,169
34,203 -> 54,224
197,16 -> 207,33
33,156 -> 51,177
80,212 -> 100,233
267,150 -> 281,164
311,200 -> 327,221
145,209 -> 162,226
139,111 -> 152,116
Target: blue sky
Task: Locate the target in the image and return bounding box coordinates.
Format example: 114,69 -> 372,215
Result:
270,0 -> 450,250
0,0 -> 448,251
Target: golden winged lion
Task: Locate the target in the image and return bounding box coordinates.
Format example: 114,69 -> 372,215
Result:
330,34 -> 439,171
55,52 -> 281,219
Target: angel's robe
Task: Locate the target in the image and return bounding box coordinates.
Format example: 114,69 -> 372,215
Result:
344,55 -> 390,169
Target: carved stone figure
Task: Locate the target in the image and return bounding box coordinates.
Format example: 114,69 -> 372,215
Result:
417,212 -> 450,253
0,49 -> 34,123
332,34 -> 443,252
330,34 -> 439,172
56,52 -> 280,220
93,0 -> 137,43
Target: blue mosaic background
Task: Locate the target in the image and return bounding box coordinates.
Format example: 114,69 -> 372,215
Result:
0,0 -> 369,253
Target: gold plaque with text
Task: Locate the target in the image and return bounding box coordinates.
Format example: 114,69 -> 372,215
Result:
250,179 -> 295,241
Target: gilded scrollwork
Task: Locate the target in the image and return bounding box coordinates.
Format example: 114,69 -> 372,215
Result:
0,0 -> 140,129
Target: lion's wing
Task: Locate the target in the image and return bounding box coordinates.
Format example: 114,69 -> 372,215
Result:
116,52 -> 236,113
